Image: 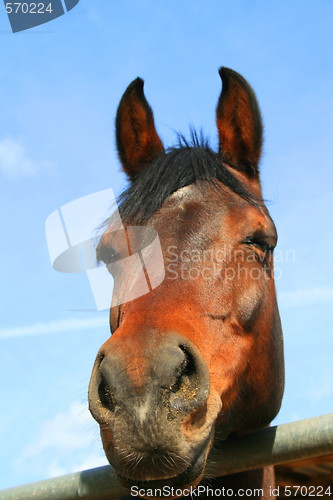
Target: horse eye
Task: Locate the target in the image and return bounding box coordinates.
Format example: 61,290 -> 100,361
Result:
96,244 -> 120,264
243,236 -> 275,253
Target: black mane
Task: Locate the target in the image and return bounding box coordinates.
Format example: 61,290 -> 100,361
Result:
116,131 -> 261,224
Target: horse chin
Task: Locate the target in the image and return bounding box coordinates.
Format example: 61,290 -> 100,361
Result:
107,431 -> 213,498
115,455 -> 206,499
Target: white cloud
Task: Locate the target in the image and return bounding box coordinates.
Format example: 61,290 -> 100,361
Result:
278,286 -> 333,308
22,402 -> 94,457
305,369 -> 333,404
0,136 -> 52,179
46,454 -> 108,478
18,402 -> 108,477
0,316 -> 108,339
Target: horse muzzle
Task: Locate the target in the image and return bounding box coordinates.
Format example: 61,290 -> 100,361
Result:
88,331 -> 220,487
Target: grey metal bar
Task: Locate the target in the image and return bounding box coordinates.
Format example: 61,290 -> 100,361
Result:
1,413 -> 332,500
206,412 -> 333,478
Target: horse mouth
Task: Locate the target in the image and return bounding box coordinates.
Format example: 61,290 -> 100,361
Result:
115,432 -> 213,494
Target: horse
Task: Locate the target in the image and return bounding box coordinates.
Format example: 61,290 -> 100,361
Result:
88,67 -> 285,499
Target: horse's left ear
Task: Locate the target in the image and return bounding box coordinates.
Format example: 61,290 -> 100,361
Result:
216,67 -> 263,180
116,78 -> 164,179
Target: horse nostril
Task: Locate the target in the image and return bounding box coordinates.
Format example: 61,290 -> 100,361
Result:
179,344 -> 196,377
98,375 -> 116,412
169,345 -> 197,393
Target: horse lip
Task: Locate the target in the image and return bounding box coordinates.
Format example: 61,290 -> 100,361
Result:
116,431 -> 213,490
116,455 -> 203,490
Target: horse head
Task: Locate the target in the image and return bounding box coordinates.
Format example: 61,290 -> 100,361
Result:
88,68 -> 284,495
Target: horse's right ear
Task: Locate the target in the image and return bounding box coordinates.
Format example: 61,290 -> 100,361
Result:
116,78 -> 164,180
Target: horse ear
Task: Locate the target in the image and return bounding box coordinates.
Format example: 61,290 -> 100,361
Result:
116,78 -> 164,179
216,67 -> 263,179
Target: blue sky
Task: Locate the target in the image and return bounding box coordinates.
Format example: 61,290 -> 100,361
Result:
0,0 -> 332,490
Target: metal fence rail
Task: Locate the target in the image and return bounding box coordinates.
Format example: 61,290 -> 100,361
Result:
1,413 -> 333,500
